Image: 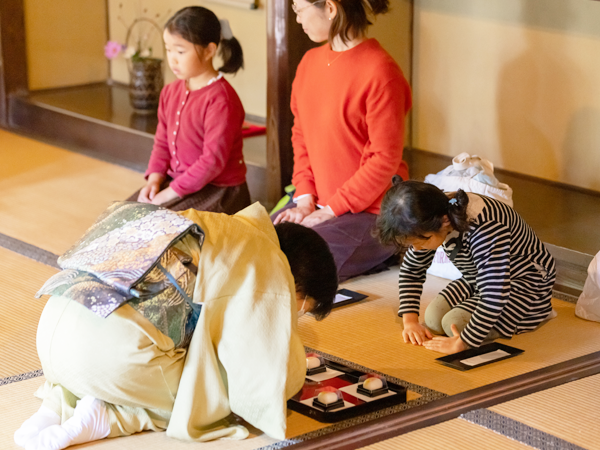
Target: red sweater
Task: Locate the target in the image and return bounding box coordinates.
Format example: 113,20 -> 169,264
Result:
146,78 -> 246,197
291,39 -> 412,216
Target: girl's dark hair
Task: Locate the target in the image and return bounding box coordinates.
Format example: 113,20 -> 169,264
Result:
375,178 -> 472,249
165,7 -> 244,74
310,0 -> 389,45
275,222 -> 338,321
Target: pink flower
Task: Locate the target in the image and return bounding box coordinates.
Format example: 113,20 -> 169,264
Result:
104,41 -> 124,59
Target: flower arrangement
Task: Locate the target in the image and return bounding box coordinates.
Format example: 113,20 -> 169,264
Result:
104,2 -> 171,62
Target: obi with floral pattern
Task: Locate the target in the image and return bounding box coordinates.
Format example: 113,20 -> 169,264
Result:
36,201 -> 204,348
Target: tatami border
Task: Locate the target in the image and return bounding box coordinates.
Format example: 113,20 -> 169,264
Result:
552,290 -> 579,304
0,233 -> 59,268
0,370 -> 43,387
460,409 -> 586,450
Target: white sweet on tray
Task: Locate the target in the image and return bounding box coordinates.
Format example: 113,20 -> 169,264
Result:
306,356 -> 321,369
317,391 -> 339,405
362,377 -> 383,391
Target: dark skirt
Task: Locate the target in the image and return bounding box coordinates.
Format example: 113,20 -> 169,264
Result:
271,202 -> 397,282
127,180 -> 252,214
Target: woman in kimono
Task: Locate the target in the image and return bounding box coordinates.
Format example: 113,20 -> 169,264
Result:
15,202 -> 337,450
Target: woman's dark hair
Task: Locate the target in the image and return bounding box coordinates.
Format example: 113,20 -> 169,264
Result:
275,222 -> 338,321
375,178 -> 471,249
165,7 -> 244,74
310,0 -> 389,45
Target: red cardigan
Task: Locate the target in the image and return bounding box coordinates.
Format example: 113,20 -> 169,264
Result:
291,39 -> 411,216
145,78 -> 246,197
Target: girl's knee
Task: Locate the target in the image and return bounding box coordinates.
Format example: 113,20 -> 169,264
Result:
441,308 -> 471,337
424,294 -> 451,335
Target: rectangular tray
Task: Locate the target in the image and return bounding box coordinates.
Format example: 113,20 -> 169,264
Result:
435,342 -> 524,371
332,288 -> 368,309
288,359 -> 407,422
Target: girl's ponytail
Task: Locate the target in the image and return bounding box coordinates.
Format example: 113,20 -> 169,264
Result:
218,33 -> 244,74
446,189 -> 471,233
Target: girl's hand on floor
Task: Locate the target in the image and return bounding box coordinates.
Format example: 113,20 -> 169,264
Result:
151,187 -> 180,205
402,316 -> 433,345
423,324 -> 467,354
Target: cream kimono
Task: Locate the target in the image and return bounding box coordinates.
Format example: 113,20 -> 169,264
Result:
35,203 -> 306,442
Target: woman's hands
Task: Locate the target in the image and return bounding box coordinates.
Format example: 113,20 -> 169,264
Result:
273,196 -> 336,227
274,196 -> 318,225
423,324 -> 467,354
402,313 -> 432,345
301,207 -> 335,227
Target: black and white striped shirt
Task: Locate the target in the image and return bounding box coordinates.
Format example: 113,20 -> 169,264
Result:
398,193 -> 556,348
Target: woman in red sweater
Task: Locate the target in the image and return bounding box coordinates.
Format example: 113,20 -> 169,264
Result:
273,0 -> 412,281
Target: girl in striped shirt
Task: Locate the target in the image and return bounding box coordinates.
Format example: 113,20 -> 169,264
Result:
376,179 -> 556,354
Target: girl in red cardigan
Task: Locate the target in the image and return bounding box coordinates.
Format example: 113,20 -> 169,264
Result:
129,7 -> 251,213
273,0 -> 412,281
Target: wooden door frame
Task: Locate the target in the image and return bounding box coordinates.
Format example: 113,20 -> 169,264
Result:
266,0 -> 318,205
0,0 -> 28,128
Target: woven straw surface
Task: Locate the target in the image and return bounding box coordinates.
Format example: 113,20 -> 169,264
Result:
0,247 -> 56,378
490,373 -> 600,449
299,269 -> 600,396
2,129 -> 599,449
0,130 -> 141,255
360,418 -> 531,450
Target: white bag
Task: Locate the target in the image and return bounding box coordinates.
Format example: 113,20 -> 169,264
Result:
575,251 -> 600,322
425,152 -> 513,207
426,247 -> 462,281
425,153 -> 513,280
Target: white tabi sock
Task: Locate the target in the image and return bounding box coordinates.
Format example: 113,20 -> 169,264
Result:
14,405 -> 61,447
25,396 -> 110,450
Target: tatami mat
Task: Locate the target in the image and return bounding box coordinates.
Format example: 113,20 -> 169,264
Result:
0,130 -> 142,255
299,269 -> 600,396
487,373 -> 600,449
360,418 -> 531,450
0,376 -> 275,450
0,374 -> 355,450
0,247 -> 57,378
3,129 -> 600,449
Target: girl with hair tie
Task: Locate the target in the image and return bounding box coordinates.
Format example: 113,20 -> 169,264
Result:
376,179 -> 557,354
273,0 -> 412,282
129,6 -> 251,214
